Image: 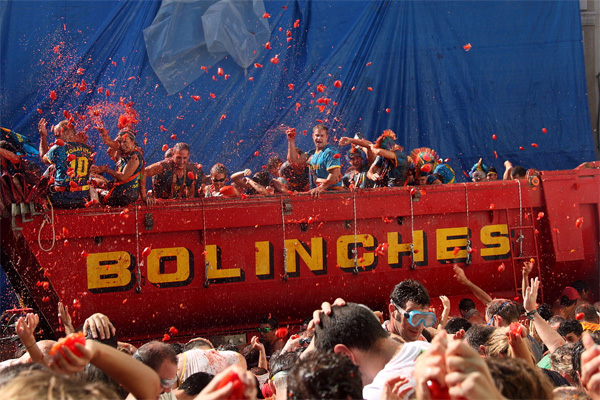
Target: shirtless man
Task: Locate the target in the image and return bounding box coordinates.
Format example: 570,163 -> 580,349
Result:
144,143 -> 197,200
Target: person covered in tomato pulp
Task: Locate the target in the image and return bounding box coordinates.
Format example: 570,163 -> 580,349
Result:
43,120 -> 94,209
144,142 -> 198,200
368,130 -> 410,187
286,124 -> 342,197
93,127 -> 144,207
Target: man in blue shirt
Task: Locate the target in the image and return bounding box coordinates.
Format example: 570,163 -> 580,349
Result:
286,124 -> 342,198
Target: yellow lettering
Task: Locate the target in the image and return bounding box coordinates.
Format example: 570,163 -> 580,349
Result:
147,247 -> 193,288
437,227 -> 470,264
387,231 -> 427,268
284,238 -> 326,276
255,241 -> 273,279
480,224 -> 511,260
87,251 -> 133,293
336,234 -> 377,272
205,245 -> 244,283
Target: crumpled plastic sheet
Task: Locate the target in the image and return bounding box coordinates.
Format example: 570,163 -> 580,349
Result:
144,0 -> 269,95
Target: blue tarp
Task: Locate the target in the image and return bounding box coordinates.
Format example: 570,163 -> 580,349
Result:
0,0 -> 594,181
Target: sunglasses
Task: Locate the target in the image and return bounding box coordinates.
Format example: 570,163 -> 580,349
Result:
160,377 -> 177,389
211,177 -> 226,182
487,301 -> 513,325
257,327 -> 271,333
393,303 -> 437,328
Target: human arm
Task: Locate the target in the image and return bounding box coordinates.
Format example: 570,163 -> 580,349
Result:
438,296 -> 451,330
83,313 -> 116,340
286,128 -> 307,166
370,145 -> 397,161
453,264 -> 492,306
521,260 -> 533,294
142,160 -> 166,179
502,160 -> 513,181
523,277 -> 565,353
367,161 -> 383,181
251,336 -> 268,370
309,167 -> 341,198
102,154 -> 140,182
16,313 -> 43,363
38,118 -> 50,161
580,332 -> 600,400
94,125 -> 119,150
338,136 -> 373,148
58,302 -> 74,335
0,147 -> 21,164
231,169 -> 252,188
51,340 -> 160,399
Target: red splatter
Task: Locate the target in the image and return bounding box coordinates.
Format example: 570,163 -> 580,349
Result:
493,151 -> 498,159
316,84 -> 326,92
76,68 -> 85,75
263,12 -> 270,18
385,108 -> 390,113
66,154 -> 76,162
531,143 -> 538,148
295,103 -> 301,112
142,247 -> 152,257
169,326 -> 179,335
187,171 -> 195,180
37,108 -> 43,114
81,250 -> 89,258
42,297 -> 50,303
254,151 -> 260,157
426,380 -> 450,400
286,30 -> 292,37
288,83 -> 294,90
63,239 -> 69,247
367,87 -> 373,91
366,62 -> 372,66
162,144 -> 169,152
160,125 -> 167,131
463,43 -> 472,51
270,56 -> 279,64
452,247 -> 460,256
217,67 -> 224,76
293,19 -> 300,28
275,327 -> 288,339
498,263 -> 506,272
575,217 -> 583,228
334,80 -> 342,88
105,89 -> 111,97
162,334 -> 171,342
519,146 -> 524,151
78,80 -> 87,92
50,91 -> 57,101
489,203 -> 495,210
265,42 -> 272,50
191,95 -> 201,101
72,298 -> 81,309
333,153 -> 341,159
240,193 -> 248,199
542,128 -> 547,133
220,114 -> 226,121
492,134 -> 497,140
210,93 -> 216,99
254,63 -> 263,68
576,312 -> 584,321
536,212 -> 544,220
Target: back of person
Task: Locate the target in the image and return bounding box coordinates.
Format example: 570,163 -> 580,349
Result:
177,349 -> 245,385
47,141 -> 93,208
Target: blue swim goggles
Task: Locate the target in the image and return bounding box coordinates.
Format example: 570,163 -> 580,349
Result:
392,302 -> 437,328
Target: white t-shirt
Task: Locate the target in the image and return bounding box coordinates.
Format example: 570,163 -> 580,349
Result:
177,349 -> 246,384
363,341 -> 431,400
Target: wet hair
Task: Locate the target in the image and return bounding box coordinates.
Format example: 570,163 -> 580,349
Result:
169,342 -> 184,355
184,338 -> 214,351
133,341 -> 177,372
173,142 -> 190,153
571,332 -> 600,381
242,344 -> 259,369
287,352 -> 362,400
485,357 -> 554,399
164,147 -> 174,159
178,372 -> 214,396
312,124 -> 329,134
266,156 -> 283,171
537,303 -> 554,321
464,324 -> 495,350
390,279 -> 430,309
486,299 -> 520,324
217,344 -> 239,353
511,165 -> 526,179
553,387 -> 590,400
0,140 -> 17,152
550,343 -> 579,385
210,163 -> 227,176
559,296 -> 577,307
85,326 -> 118,348
0,368 -> 119,399
571,280 -> 588,295
269,351 -> 298,380
252,170 -> 271,187
487,166 -> 498,174
575,304 -> 599,323
55,120 -> 76,136
259,316 -> 279,330
314,303 -> 389,353
76,363 -> 128,399
444,317 -> 472,334
458,298 -> 476,314
557,319 -> 583,338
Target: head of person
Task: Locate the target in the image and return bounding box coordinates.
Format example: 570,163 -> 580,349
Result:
559,286 -> 579,307
470,159 -> 488,182
557,319 -> 583,343
485,357 -> 554,399
464,324 -> 495,355
537,303 -> 554,321
575,304 -> 599,324
54,120 -> 76,141
485,299 -> 520,327
242,344 -> 259,369
549,315 -> 566,330
268,351 -> 298,396
458,298 -> 476,318
173,372 -> 214,400
389,279 -> 432,342
252,170 -> 271,188
209,163 -> 228,191
164,147 -> 174,160
417,173 -> 429,186
347,146 -> 366,170
116,128 -> 136,154
0,140 -> 17,154
486,166 -> 498,181
312,124 -> 329,150
571,280 -> 589,301
374,129 -> 397,151
287,351 -> 363,400
134,341 -> 178,395
444,317 -> 472,334
172,143 -> 190,170
183,337 -> 214,352
550,343 -> 579,386
313,303 -> 389,385
0,368 -> 119,399
258,316 -> 278,343
511,165 -> 526,179
485,326 -> 534,362
266,156 -> 283,177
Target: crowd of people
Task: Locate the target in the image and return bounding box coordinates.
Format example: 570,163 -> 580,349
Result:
0,263 -> 599,399
0,119 -> 529,212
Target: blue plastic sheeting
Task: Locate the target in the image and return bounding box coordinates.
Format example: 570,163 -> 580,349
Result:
0,0 -> 594,182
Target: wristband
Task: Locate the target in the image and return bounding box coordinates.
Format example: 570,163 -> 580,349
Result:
25,342 -> 37,349
525,309 -> 538,320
